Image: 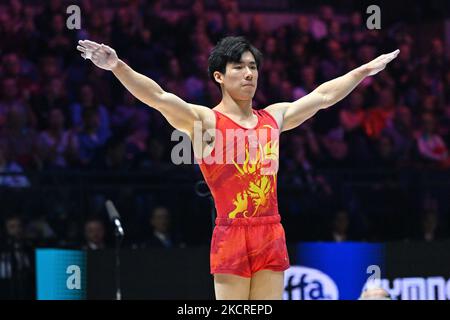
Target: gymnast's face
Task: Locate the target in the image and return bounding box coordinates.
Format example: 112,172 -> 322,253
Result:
214,51 -> 258,101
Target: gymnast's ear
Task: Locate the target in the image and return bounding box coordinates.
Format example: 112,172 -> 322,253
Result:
213,71 -> 224,85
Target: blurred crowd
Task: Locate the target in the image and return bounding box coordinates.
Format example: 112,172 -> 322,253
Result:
0,0 -> 449,257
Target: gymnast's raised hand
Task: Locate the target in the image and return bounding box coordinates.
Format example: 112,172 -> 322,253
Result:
77,40 -> 119,71
364,49 -> 400,76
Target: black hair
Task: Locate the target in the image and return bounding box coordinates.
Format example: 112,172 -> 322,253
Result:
207,36 -> 263,90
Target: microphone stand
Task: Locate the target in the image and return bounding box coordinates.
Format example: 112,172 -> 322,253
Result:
105,200 -> 125,300
114,224 -> 123,301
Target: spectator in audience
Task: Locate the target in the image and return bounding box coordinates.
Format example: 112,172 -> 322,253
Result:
25,215 -> 57,247
320,128 -> 351,169
0,215 -> 34,299
412,196 -> 447,242
1,53 -> 32,97
247,14 -> 268,49
326,209 -> 358,242
125,126 -> 150,162
0,141 -> 30,188
290,14 -> 313,44
298,65 -> 317,94
37,108 -> 77,169
340,90 -> 372,164
345,11 -> 365,46
0,77 -> 28,130
418,209 -> 441,242
364,90 -> 396,139
72,108 -> 110,167
31,77 -> 70,130
139,206 -> 184,249
93,135 -> 129,172
70,84 -> 111,141
161,57 -> 187,99
82,217 -> 107,250
1,104 -> 39,170
340,91 -> 366,133
134,137 -> 167,169
416,112 -> 449,167
111,91 -> 142,134
320,39 -> 346,80
371,134 -> 397,170
45,14 -> 73,60
382,105 -> 416,162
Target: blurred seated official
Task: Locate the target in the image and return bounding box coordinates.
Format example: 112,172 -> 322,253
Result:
139,206 -> 185,249
324,209 -> 361,242
0,215 -> 34,299
415,207 -> 447,242
82,217 -> 107,250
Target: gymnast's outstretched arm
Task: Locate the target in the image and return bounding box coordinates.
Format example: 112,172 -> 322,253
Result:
265,49 -> 400,132
76,40 -> 213,137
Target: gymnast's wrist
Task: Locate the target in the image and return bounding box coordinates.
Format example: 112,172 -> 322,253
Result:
355,64 -> 371,78
112,59 -> 125,72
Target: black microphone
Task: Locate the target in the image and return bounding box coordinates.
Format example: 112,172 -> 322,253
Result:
105,200 -> 124,237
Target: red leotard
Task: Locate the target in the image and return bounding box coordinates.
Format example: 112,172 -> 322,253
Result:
197,108 -> 290,277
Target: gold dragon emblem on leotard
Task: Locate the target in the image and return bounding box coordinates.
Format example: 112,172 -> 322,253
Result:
228,127 -> 279,219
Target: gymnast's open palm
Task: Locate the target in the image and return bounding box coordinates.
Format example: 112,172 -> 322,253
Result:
77,40 -> 119,71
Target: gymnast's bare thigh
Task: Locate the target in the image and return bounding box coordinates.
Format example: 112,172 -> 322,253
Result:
214,270 -> 284,300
